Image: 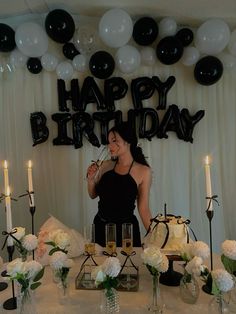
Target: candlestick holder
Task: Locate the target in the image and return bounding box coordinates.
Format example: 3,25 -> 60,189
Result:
3,245 -> 17,310
202,195 -> 219,295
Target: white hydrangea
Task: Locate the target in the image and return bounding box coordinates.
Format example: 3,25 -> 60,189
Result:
185,256 -> 203,276
222,240 -> 236,260
49,251 -> 68,270
13,227 -> 25,240
102,257 -> 121,278
22,234 -> 38,251
211,269 -> 234,292
141,245 -> 169,273
191,241 -> 210,260
180,243 -> 194,261
24,260 -> 42,279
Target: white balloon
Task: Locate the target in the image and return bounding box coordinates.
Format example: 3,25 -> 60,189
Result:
15,22 -> 48,57
227,29 -> 236,56
72,54 -> 87,72
140,47 -> 157,66
41,53 -> 58,71
73,25 -> 99,56
56,61 -> 74,80
195,19 -> 230,55
115,45 -> 141,74
181,46 -> 200,66
159,17 -> 177,38
218,52 -> 236,69
99,8 -> 133,48
10,49 -> 28,68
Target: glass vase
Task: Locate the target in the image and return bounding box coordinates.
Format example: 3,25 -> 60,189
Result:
208,293 -> 230,314
17,289 -> 37,314
57,276 -> 70,305
179,271 -> 200,304
148,274 -> 164,313
228,276 -> 236,312
100,287 -> 120,313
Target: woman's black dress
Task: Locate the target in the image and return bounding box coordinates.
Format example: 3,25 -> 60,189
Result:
94,161 -> 141,247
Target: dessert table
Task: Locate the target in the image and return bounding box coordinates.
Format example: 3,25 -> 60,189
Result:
0,249 -> 224,314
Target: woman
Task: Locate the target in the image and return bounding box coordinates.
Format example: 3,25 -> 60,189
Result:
86,122 -> 152,247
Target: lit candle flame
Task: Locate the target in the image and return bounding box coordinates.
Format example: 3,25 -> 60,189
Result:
205,155 -> 210,165
6,186 -> 10,197
28,160 -> 32,168
3,160 -> 8,169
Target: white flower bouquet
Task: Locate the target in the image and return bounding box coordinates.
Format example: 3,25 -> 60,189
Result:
49,251 -> 74,293
211,268 -> 234,295
92,257 -> 121,291
221,240 -> 236,275
141,245 -> 169,276
7,258 -> 44,297
12,227 -> 38,260
45,229 -> 71,255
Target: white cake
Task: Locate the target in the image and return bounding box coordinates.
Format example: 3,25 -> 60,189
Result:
144,214 -> 192,253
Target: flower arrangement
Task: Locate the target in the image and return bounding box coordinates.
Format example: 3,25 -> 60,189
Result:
12,227 -> 38,261
49,251 -> 74,295
45,229 -> 71,255
211,269 -> 234,295
221,240 -> 236,276
92,257 -> 121,292
7,258 -> 44,301
180,241 -> 210,280
141,245 -> 169,276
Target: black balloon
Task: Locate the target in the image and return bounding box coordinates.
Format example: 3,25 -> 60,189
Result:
0,23 -> 16,52
138,108 -> 159,140
27,58 -> 42,74
62,42 -> 79,60
181,109 -> 205,143
51,113 -> 74,145
89,51 -> 115,79
72,112 -> 100,148
104,77 -> 128,111
194,56 -> 223,86
30,112 -> 49,146
156,36 -> 184,65
152,76 -> 176,110
175,28 -> 194,47
45,9 -> 75,43
131,77 -> 155,110
133,17 -> 158,46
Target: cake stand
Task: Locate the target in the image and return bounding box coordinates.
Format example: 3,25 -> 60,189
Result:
159,254 -> 183,286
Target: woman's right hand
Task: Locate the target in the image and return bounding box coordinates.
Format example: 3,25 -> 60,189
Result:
86,162 -> 99,182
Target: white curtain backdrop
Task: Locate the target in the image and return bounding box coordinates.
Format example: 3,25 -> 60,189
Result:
0,16 -> 236,261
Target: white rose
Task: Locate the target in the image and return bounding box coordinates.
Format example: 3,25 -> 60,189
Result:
7,258 -> 25,277
13,227 -> 25,240
53,230 -> 70,250
22,234 -> 38,251
102,257 -> 121,277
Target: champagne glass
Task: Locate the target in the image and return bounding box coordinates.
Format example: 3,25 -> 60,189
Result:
105,223 -> 116,254
84,224 -> 95,255
122,223 -> 133,254
92,145 -> 110,180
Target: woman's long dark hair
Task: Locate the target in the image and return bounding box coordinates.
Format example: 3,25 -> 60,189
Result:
108,122 -> 150,167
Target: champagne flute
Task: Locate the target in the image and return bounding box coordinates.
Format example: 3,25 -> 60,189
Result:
122,223 -> 133,254
84,224 -> 96,255
92,145 -> 110,180
105,223 -> 116,255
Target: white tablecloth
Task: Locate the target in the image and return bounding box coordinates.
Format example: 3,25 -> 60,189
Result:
0,250 -> 228,314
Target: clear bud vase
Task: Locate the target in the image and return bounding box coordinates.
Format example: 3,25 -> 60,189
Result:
17,289 -> 37,314
148,274 -> 164,313
208,293 -> 230,314
57,276 -> 70,305
228,276 -> 236,312
179,271 -> 200,304
100,287 -> 120,313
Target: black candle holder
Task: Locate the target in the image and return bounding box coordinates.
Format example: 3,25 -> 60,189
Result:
159,254 -> 183,286
30,206 -> 36,260
202,209 -> 214,294
3,245 -> 17,310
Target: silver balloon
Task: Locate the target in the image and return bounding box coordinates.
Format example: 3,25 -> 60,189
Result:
56,61 -> 74,80
73,25 -> 99,56
10,49 -> 28,68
